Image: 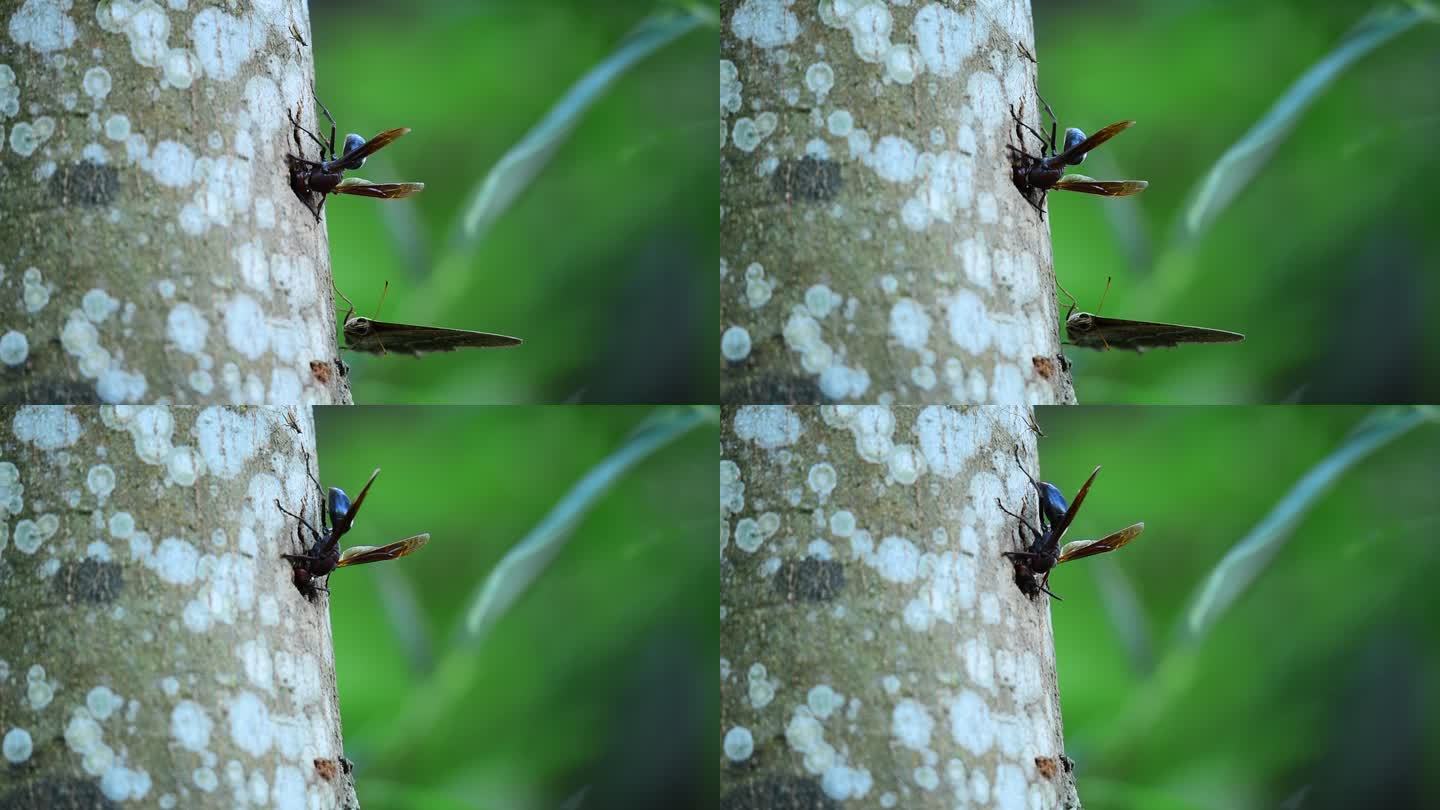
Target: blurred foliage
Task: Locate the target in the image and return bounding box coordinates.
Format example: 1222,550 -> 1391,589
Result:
1033,0 -> 1440,403
310,0 -> 717,404
313,406 -> 718,810
1035,406 -> 1440,810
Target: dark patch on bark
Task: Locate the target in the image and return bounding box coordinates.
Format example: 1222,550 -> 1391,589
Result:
0,376 -> 98,404
722,373 -> 821,405
0,776 -> 118,810
50,161 -> 119,207
775,558 -> 844,602
721,776 -> 837,810
771,156 -> 841,202
55,560 -> 124,603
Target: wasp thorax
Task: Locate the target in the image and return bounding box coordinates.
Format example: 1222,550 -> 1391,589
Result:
342,133 -> 367,166
1063,128 -> 1087,164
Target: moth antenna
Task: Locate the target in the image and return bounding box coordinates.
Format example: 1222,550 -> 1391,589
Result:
1098,276 -> 1113,351
333,282 -> 357,323
376,280 -> 390,321
1055,278 -> 1080,321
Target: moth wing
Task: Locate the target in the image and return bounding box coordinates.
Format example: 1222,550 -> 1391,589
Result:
1057,523 -> 1145,564
1067,313 -> 1243,351
1053,175 -> 1148,196
344,318 -> 521,355
333,178 -> 425,198
336,533 -> 430,567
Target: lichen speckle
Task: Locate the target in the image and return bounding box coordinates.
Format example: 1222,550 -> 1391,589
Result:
165,301 -> 210,355
724,726 -> 754,761
86,463 -> 116,498
82,65 -> 112,100
0,330 -> 29,365
2,727 -> 33,763
721,326 -> 752,362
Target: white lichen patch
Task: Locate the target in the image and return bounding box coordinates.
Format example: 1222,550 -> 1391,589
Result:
86,463 -> 116,499
13,405 -> 82,449
82,65 -> 112,101
170,700 -> 212,751
0,330 -> 28,365
731,0 -> 800,49
2,727 -> 33,763
720,325 -> 751,362
8,0 -> 78,54
724,726 -> 754,761
733,405 -> 802,449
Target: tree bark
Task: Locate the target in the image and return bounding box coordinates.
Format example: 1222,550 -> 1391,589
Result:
720,404 -> 1080,808
0,1 -> 348,406
0,405 -> 358,808
720,2 -> 1074,406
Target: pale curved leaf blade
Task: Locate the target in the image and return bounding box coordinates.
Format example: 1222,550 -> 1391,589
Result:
461,407 -> 708,641
1184,407 -> 1428,640
1180,5 -> 1432,240
454,10 -> 704,248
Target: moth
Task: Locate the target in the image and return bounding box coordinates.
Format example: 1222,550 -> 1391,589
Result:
286,95 -> 424,222
997,447 -> 1144,599
337,284 -> 523,356
1066,310 -> 1245,351
1006,94 -> 1148,218
274,463 -> 429,596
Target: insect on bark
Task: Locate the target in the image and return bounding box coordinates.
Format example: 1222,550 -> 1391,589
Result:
1006,95 -> 1148,219
337,283 -> 522,357
1060,281 -> 1244,351
274,463 -> 428,597
286,95 -> 424,223
996,447 -> 1144,600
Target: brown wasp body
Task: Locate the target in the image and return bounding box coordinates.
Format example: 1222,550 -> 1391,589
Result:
1007,96 -> 1147,218
997,448 -> 1144,599
287,97 -> 424,222
275,466 -> 428,597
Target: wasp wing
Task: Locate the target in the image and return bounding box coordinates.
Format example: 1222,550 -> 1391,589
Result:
329,127 -> 411,169
333,178 -> 425,199
336,533 -> 430,567
333,468 -> 380,537
1052,175 -> 1148,196
1047,466 -> 1101,547
1067,312 -> 1244,351
1054,120 -> 1134,164
1057,522 -> 1145,564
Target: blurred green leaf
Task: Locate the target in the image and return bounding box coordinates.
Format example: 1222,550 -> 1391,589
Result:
1184,407 -> 1427,640
1178,4 -> 1433,241
461,406 -> 708,641
449,9 -> 704,253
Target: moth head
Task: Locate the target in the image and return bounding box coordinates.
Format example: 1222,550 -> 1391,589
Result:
345,317 -> 375,336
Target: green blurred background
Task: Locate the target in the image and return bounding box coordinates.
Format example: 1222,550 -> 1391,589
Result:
312,406 -> 718,809
309,1 -> 716,404
1035,406 -> 1440,809
1032,1 -> 1440,403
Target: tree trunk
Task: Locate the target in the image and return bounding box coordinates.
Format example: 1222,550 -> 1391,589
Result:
0,405 -> 358,808
0,2 -> 349,406
720,405 -> 1080,808
720,2 -> 1074,406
